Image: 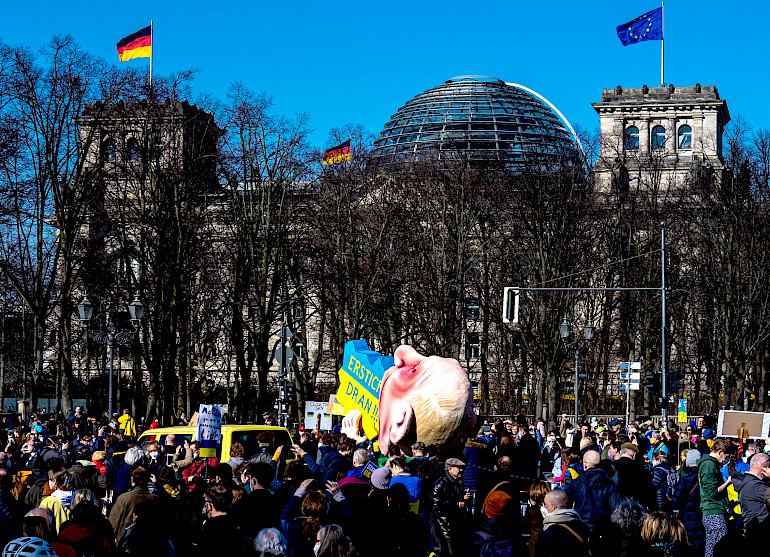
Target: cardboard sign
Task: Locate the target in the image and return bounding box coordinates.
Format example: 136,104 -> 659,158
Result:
304,401 -> 333,431
717,410 -> 770,440
335,339 -> 394,442
194,404 -> 223,458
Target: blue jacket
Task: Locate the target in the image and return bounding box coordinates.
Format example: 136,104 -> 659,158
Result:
563,468 -> 622,528
651,462 -> 674,512
302,449 -> 346,482
672,468 -> 705,554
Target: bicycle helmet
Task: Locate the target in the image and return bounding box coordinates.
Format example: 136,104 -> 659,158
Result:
2,537 -> 56,557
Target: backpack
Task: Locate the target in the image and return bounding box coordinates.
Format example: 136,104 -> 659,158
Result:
476,530 -> 517,557
663,466 -> 680,502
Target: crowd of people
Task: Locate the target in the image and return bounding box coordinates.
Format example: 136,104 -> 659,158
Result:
0,406 -> 765,557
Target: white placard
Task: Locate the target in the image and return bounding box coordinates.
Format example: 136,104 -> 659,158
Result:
305,401 -> 333,431
195,404 -> 223,457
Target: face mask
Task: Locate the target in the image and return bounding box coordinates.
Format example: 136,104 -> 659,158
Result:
540,505 -> 548,518
547,436 -> 556,443
313,543 -> 320,556
150,451 -> 159,459
49,480 -> 56,491
721,457 -> 730,466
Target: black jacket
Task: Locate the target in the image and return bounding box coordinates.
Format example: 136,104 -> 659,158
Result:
563,467 -> 622,528
612,456 -> 653,508
431,471 -> 469,540
68,462 -> 107,499
464,518 -> 521,557
534,515 -> 589,557
735,472 -> 770,533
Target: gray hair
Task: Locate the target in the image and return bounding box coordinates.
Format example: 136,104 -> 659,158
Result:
611,499 -> 647,535
352,448 -> 369,467
124,446 -> 145,466
254,527 -> 288,556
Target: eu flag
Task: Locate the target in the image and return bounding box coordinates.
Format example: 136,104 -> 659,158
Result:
616,7 -> 663,46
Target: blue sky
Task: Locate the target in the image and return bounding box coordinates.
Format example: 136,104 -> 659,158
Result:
2,1 -> 767,149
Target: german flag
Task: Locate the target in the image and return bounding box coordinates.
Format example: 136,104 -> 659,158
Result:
117,25 -> 152,63
322,140 -> 351,165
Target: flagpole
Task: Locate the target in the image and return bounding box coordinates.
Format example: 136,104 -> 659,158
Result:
150,20 -> 153,91
660,1 -> 664,86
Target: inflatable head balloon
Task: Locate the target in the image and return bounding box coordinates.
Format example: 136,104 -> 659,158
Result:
378,345 -> 476,456
335,340 -> 477,456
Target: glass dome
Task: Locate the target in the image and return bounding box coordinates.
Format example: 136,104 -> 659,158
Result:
372,76 -> 580,166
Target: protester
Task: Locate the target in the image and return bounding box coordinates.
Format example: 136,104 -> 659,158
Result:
563,449 -> 621,528
698,438 -> 732,557
534,489 -> 589,557
673,449 -> 706,555
431,457 -> 471,556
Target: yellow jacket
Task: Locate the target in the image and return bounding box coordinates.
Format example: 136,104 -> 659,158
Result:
118,414 -> 137,437
39,494 -> 71,532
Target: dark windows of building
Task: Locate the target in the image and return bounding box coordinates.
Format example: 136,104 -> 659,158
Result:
651,125 -> 666,151
466,332 -> 480,360
624,126 -> 639,150
678,125 -> 692,150
126,137 -> 141,161
465,298 -> 480,320
101,138 -> 116,162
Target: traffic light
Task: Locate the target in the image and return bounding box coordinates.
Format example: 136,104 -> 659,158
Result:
285,381 -> 297,404
644,372 -> 657,390
667,372 -> 685,392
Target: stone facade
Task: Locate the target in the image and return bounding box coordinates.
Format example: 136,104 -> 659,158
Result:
592,84 -> 730,192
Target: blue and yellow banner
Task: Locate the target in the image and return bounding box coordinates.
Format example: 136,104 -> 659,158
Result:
335,340 -> 393,442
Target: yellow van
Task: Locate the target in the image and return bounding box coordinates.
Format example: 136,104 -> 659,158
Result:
137,424 -> 294,462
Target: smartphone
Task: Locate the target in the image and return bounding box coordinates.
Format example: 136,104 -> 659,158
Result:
166,454 -> 174,466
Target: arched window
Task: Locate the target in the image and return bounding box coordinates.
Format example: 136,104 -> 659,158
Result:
101,138 -> 116,162
624,126 -> 639,151
678,125 -> 692,150
651,126 -> 666,151
126,138 -> 141,161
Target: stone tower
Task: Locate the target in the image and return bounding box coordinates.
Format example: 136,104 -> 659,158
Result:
592,84 -> 730,192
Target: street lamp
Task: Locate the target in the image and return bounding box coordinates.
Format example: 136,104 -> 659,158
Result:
559,315 -> 596,427
77,293 -> 142,419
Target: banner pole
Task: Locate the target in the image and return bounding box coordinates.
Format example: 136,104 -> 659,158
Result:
150,20 -> 153,91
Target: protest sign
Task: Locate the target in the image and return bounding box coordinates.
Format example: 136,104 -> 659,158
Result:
304,401 -> 333,431
335,339 -> 394,442
195,404 -> 223,458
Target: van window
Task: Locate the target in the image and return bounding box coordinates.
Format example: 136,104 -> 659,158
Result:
232,430 -> 291,460
139,433 -> 193,450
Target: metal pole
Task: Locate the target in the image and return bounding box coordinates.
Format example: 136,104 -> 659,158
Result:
626,378 -> 631,427
108,333 -> 114,420
660,1 -> 665,87
574,352 -> 579,427
280,316 -> 286,428
661,223 -> 668,425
